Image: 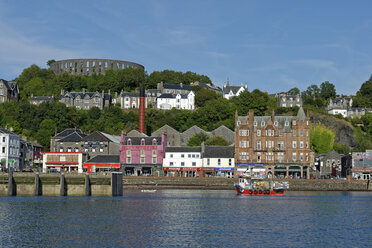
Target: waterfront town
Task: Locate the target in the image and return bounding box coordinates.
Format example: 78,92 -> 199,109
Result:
0,59 -> 372,182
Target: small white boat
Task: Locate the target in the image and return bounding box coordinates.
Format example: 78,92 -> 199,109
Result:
141,189 -> 157,193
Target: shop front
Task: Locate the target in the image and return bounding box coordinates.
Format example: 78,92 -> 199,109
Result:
122,164 -> 162,176
215,168 -> 234,178
83,162 -> 120,173
352,168 -> 372,180
236,164 -> 266,178
163,167 -> 201,177
274,165 -> 309,179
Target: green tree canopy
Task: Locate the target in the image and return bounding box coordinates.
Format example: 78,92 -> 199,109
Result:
35,119 -> 56,151
310,122 -> 335,153
205,136 -> 230,146
320,81 -> 336,100
287,87 -> 300,95
187,133 -> 209,147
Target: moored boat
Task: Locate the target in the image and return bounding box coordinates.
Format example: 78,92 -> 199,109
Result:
234,177 -> 288,195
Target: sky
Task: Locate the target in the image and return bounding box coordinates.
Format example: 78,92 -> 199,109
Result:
1,0 -> 372,95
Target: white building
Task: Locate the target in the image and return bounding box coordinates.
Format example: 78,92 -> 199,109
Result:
0,128 -> 21,170
157,91 -> 195,110
222,81 -> 248,99
327,108 -> 348,118
42,152 -> 83,173
163,147 -> 202,177
202,145 -> 235,178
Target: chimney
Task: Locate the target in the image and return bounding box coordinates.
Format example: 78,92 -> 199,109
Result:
271,109 -> 275,122
201,141 -> 205,153
138,85 -> 146,134
248,109 -> 254,125
180,82 -> 183,88
82,88 -> 86,93
235,110 -> 238,126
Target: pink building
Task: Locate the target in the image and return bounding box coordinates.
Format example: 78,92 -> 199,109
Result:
120,133 -> 167,176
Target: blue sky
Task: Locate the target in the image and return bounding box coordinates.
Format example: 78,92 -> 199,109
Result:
1,0 -> 372,95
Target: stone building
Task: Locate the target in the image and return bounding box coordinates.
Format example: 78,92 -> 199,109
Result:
50,59 -> 144,76
351,150 -> 372,180
277,93 -> 302,108
0,79 -> 19,103
120,133 -> 167,176
30,95 -> 55,106
314,150 -> 343,178
222,81 -> 248,99
151,124 -> 235,147
115,90 -> 161,109
59,89 -> 111,110
50,129 -> 86,152
234,108 -> 312,179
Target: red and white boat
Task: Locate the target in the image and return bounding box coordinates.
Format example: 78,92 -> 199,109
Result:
234,177 -> 288,195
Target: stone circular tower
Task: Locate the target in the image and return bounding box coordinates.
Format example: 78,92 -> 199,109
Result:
50,58 -> 144,76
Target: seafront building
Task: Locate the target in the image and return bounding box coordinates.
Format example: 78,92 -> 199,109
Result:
0,128 -> 21,170
163,147 -> 203,177
42,152 -> 84,173
202,145 -> 235,177
350,150 -> 372,180
83,155 -> 120,173
234,108 -> 312,179
120,133 -> 167,176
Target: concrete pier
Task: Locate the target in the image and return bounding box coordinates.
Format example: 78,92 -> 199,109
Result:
0,172 -> 123,196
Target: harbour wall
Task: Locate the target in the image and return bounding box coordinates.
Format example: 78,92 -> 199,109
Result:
123,177 -> 372,191
0,172 -> 123,196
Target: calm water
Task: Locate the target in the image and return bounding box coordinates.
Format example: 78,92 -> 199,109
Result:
0,190 -> 371,248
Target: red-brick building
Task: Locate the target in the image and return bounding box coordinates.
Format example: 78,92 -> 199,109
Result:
235,108 -> 313,179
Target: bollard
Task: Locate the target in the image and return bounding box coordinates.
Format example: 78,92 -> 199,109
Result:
8,168 -> 14,196
60,173 -> 66,196
85,173 -> 91,196
35,172 -> 40,196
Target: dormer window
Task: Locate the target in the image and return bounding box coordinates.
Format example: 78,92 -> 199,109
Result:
254,121 -> 257,127
152,139 -> 157,145
293,120 -> 296,125
127,139 -> 132,145
274,121 -> 278,126
141,139 -> 145,145
285,121 -> 289,126
261,121 -> 265,127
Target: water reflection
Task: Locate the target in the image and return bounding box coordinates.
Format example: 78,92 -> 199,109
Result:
0,191 -> 370,247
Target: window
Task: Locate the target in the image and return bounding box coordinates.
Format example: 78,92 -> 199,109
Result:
152,157 -> 157,164
285,121 -> 289,126
152,150 -> 157,156
207,159 -> 210,166
181,154 -> 184,158
292,152 -> 297,161
170,154 -> 173,158
229,159 -> 232,166
59,148 -> 64,152
306,121 -> 309,126
300,141 -> 304,148
141,139 -> 145,145
2,137 -> 5,142
293,130 -> 296,136
306,131 -> 309,137
127,157 -> 131,163
300,130 -> 304,136
218,159 -> 221,166
253,121 -> 257,127
293,120 -> 296,125
300,153 -> 304,161
261,121 -> 265,127
67,147 -> 72,152
92,148 -> 96,152
257,141 -> 261,149
152,139 -> 157,145
257,130 -> 261,136
140,157 -> 145,163
306,142 -> 309,148
278,152 -> 284,162
240,152 -> 248,160
196,154 -> 199,158
257,152 -> 261,162
127,150 -> 131,156
292,141 -> 297,148
306,153 -> 309,161
274,121 -> 278,126
94,97 -> 99,103
240,129 -> 248,136
140,150 -> 145,157
188,154 -> 191,158
278,141 -> 284,149
181,162 -> 185,166
2,147 -> 5,153
192,154 -> 195,158
75,147 -> 79,152
170,162 -> 174,166
240,141 -> 247,148
279,130 -> 283,136
192,162 -> 196,166
127,139 -> 132,145
266,152 -> 273,161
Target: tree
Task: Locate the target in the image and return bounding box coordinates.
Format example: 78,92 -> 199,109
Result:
205,136 -> 230,146
35,119 -> 56,151
287,87 -> 300,95
187,133 -> 209,146
193,87 -> 220,108
47,59 -> 56,67
310,122 -> 335,153
353,75 -> 372,107
320,81 -> 336,100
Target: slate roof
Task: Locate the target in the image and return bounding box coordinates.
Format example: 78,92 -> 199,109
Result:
296,107 -> 306,121
85,155 -> 120,163
203,146 -> 234,158
82,131 -> 109,142
163,84 -> 191,90
58,131 -> 85,142
0,128 -> 17,135
127,130 -> 148,137
237,115 -> 294,132
158,93 -> 189,99
59,92 -> 111,100
120,92 -> 139,97
223,85 -> 243,94
165,147 -> 201,153
54,128 -> 86,138
123,136 -> 162,145
30,96 -> 55,101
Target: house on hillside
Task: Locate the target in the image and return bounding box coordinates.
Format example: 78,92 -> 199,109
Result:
222,81 -> 248,99
0,79 -> 19,103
